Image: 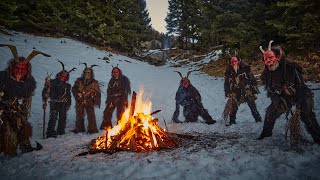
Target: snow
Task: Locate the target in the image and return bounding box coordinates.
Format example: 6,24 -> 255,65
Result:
1,31 -> 320,180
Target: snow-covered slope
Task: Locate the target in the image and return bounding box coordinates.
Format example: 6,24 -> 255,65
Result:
0,31 -> 320,180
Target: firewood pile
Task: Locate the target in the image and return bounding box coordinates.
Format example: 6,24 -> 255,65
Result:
83,91 -> 178,155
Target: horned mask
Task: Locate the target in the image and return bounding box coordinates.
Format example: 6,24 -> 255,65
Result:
175,71 -> 192,88
0,44 -> 50,82
58,61 -> 76,82
259,40 -> 283,65
80,62 -> 98,80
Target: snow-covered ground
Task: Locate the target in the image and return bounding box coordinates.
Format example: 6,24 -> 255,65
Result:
1,31 -> 320,180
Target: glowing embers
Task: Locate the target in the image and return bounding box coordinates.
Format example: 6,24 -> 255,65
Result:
90,89 -> 177,153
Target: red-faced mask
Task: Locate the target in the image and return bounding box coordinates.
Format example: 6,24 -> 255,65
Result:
112,68 -> 120,79
263,51 -> 278,66
59,72 -> 69,82
230,57 -> 240,66
182,78 -> 190,88
13,61 -> 28,82
260,40 -> 282,69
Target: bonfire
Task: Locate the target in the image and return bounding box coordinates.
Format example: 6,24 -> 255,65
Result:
88,89 -> 177,154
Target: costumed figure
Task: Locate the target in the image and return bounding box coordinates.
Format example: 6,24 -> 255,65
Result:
223,52 -> 262,126
71,63 -> 101,134
257,40 -> 320,145
172,71 -> 216,124
100,65 -> 131,130
0,44 -> 49,155
42,61 -> 74,138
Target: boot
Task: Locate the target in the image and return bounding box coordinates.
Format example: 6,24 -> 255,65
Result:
172,117 -> 182,123
206,119 -> 216,125
57,130 -> 65,135
201,109 -> 216,125
20,141 -> 33,153
87,129 -> 99,134
226,118 -> 236,126
255,117 -> 262,122
46,131 -> 57,138
71,128 -> 85,134
257,132 -> 272,140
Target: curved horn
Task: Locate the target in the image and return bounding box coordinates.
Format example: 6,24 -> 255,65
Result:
174,71 -> 183,79
0,44 -> 19,62
24,50 -> 51,64
81,62 -> 87,68
259,46 -> 265,53
186,71 -> 192,78
268,40 -> 274,51
68,67 -> 77,73
58,60 -> 65,71
46,72 -> 53,77
90,64 -> 99,68
226,51 -> 232,58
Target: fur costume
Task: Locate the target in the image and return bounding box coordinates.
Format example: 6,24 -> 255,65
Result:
0,44 -> 48,155
258,46 -> 320,144
172,74 -> 216,125
224,61 -> 261,125
0,68 -> 35,155
100,69 -> 131,130
72,76 -> 101,134
42,72 -> 72,138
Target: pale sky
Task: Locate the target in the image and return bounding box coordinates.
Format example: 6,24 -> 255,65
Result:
145,0 -> 169,33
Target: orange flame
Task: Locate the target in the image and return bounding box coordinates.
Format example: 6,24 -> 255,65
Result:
91,88 -> 176,152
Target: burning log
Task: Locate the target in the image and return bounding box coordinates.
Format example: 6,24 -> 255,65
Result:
129,91 -> 137,117
82,89 -> 177,155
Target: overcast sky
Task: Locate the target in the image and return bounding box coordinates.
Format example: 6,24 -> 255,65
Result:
146,0 -> 169,33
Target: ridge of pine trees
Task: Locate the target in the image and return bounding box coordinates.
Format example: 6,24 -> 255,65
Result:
1,0 -> 319,61
0,0 -> 163,51
165,0 -> 320,60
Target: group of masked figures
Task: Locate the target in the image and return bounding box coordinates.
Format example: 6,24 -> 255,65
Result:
172,40 -> 320,144
0,44 -> 131,156
1,40 -> 320,157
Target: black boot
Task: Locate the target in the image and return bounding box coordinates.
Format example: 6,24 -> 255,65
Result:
255,116 -> 262,122
226,118 -> 236,126
201,109 -> 216,125
172,118 -> 183,123
87,129 -> 99,134
20,142 -> 33,153
46,131 -> 57,138
257,132 -> 272,140
20,141 -> 43,153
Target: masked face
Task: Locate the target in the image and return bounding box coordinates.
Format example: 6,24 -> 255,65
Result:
263,51 -> 279,71
182,78 -> 190,88
13,62 -> 28,82
230,57 -> 240,70
84,70 -> 92,80
112,68 -> 120,79
59,72 -> 69,82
